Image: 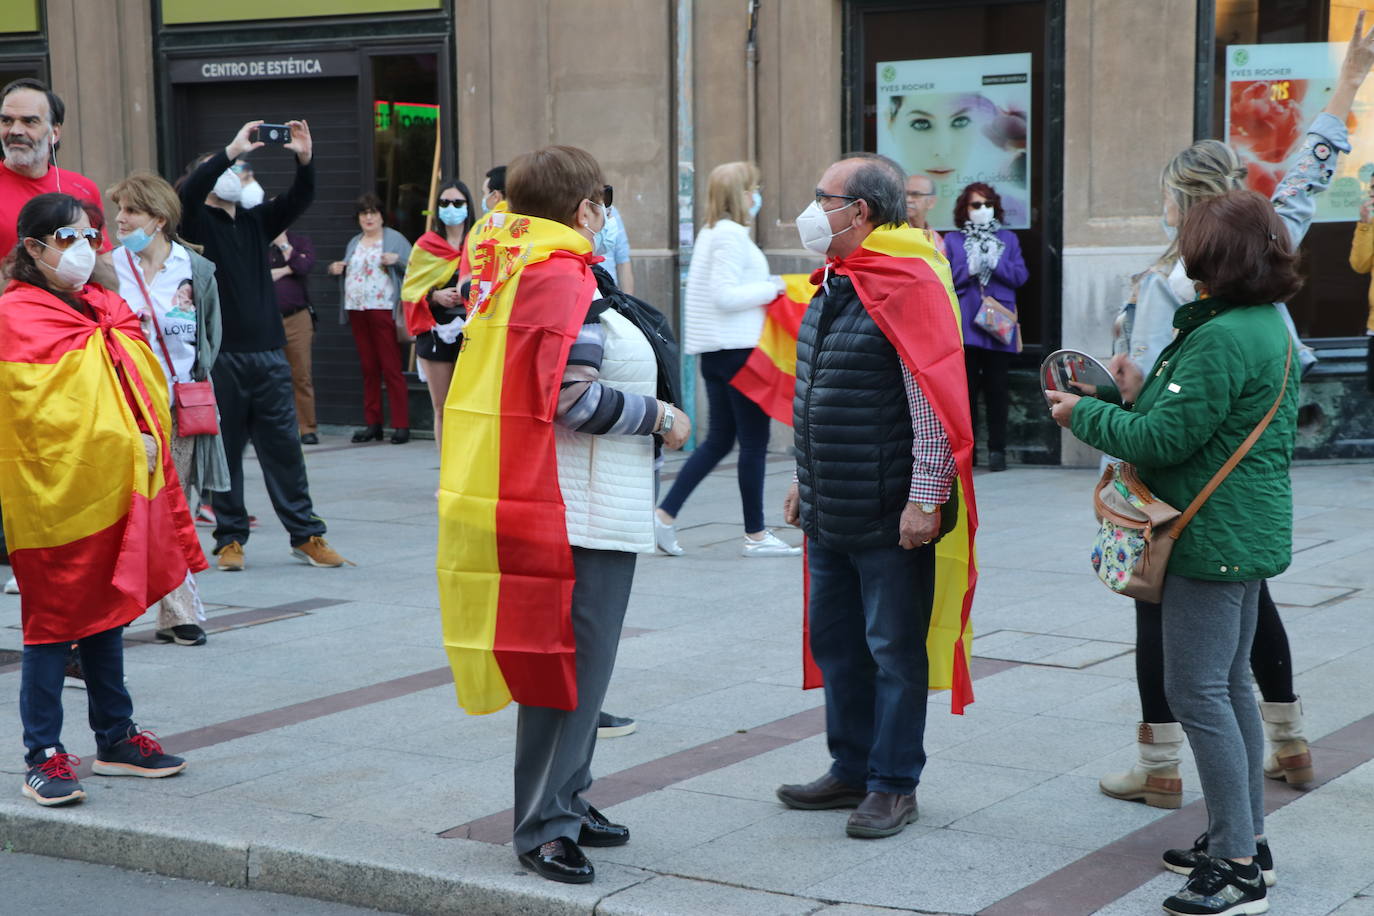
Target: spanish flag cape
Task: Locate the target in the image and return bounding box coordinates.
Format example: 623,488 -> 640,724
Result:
0,281 -> 206,645
399,231 -> 464,337
800,226 -> 980,714
729,274 -> 817,424
436,211 -> 596,715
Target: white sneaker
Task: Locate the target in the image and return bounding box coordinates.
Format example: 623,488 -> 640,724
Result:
654,516 -> 684,556
742,530 -> 802,557
3,576 -> 17,595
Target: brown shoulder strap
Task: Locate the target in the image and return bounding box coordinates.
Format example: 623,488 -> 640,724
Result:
1170,338 -> 1293,540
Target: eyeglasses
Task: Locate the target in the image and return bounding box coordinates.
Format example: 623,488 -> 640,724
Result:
437,199 -> 467,209
968,201 -> 992,210
906,191 -> 936,199
45,226 -> 102,249
815,191 -> 859,207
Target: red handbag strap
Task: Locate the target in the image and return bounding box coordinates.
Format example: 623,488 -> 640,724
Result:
125,248 -> 181,383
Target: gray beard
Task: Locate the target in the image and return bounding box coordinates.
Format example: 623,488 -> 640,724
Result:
4,136 -> 50,171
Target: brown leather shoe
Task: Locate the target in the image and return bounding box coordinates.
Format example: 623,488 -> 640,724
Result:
845,791 -> 917,838
776,772 -> 867,810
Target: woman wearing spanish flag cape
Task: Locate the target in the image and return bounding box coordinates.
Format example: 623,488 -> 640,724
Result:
0,194 -> 198,808
436,147 -> 690,884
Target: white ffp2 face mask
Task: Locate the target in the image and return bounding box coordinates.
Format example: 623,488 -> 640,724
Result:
214,170 -> 243,203
795,199 -> 855,256
39,237 -> 96,288
968,206 -> 995,227
240,180 -> 265,209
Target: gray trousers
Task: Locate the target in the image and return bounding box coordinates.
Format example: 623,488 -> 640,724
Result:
512,546 -> 637,854
1161,575 -> 1265,859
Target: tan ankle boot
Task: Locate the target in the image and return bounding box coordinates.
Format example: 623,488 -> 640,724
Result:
1099,721 -> 1184,809
1261,698 -> 1314,786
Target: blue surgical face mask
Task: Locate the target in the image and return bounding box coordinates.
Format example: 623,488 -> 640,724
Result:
594,204 -> 618,256
481,194 -> 492,214
118,220 -> 161,255
749,190 -> 762,219
438,203 -> 468,226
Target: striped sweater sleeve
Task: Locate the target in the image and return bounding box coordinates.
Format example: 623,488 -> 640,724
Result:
556,316 -> 659,435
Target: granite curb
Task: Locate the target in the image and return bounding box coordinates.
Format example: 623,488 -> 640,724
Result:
0,789 -> 905,916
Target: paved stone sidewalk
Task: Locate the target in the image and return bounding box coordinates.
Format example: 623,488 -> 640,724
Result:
1,436 -> 1372,915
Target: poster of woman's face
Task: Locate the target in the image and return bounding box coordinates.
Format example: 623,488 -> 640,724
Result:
877,53 -> 1033,230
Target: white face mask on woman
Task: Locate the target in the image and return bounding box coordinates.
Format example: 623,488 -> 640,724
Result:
968,205 -> 995,227
38,237 -> 96,288
214,170 -> 243,203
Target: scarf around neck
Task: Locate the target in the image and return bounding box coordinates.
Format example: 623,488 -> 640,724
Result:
962,219 -> 1005,288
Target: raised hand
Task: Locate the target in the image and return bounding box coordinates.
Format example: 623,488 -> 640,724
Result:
226,121 -> 265,160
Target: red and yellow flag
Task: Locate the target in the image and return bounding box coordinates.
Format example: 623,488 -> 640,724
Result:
436,211 -> 597,715
798,226 -> 980,714
400,231 -> 463,337
0,282 -> 206,645
729,274 -> 816,424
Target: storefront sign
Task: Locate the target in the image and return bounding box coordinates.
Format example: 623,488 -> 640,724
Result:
162,0 -> 441,25
168,51 -> 358,84
374,100 -> 439,131
1226,43 -> 1374,222
876,52 -> 1033,231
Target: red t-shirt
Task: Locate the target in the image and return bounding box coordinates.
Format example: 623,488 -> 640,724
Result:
0,161 -> 111,259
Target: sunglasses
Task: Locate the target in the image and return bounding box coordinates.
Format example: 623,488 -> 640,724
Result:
968,201 -> 992,210
45,226 -> 103,250
437,199 -> 467,209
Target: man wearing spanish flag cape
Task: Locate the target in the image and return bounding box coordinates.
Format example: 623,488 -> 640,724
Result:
0,193 -> 197,806
775,155 -> 977,840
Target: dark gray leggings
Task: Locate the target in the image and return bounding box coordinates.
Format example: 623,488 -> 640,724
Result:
1161,575 -> 1265,860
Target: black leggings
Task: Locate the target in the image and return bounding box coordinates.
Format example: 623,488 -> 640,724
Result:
1136,579 -> 1295,723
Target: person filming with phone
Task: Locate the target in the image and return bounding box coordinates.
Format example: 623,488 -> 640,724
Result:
176,119 -> 348,573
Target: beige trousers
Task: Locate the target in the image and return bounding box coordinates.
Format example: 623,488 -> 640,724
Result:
155,423 -> 206,629
282,308 -> 317,434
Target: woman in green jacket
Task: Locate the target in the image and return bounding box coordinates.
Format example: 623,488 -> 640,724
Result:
1048,189 -> 1298,916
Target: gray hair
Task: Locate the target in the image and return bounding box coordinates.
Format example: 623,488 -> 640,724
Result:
840,152 -> 907,228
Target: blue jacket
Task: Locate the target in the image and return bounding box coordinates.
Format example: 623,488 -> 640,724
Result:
946,228 -> 1029,352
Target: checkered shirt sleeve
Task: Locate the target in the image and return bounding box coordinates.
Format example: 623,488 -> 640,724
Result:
901,362 -> 956,504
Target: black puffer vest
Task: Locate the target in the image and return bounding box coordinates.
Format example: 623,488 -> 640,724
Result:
793,274 -> 912,550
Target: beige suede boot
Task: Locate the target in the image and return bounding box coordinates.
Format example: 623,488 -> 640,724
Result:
1261,698 -> 1314,786
1098,721 -> 1184,809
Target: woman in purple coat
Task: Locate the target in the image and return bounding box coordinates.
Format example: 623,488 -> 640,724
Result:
945,182 -> 1028,471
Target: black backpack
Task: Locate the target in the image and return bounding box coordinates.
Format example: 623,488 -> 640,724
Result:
589,264 -> 682,406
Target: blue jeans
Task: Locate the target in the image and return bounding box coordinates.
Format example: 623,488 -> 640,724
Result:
658,348 -> 771,533
20,626 -> 134,765
808,539 -> 934,795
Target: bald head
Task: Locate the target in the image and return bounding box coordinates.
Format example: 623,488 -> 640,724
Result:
811,155 -> 907,259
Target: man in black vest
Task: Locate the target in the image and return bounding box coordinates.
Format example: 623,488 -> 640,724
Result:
776,154 -> 959,839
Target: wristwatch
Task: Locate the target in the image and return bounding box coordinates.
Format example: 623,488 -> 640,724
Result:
915,502 -> 938,514
658,404 -> 675,434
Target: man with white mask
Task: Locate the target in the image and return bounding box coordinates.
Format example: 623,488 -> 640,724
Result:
177,120 -> 348,573
775,153 -> 975,841
233,160 -> 266,209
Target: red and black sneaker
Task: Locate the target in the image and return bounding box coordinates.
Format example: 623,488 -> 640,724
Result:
23,748 -> 85,807
92,726 -> 187,778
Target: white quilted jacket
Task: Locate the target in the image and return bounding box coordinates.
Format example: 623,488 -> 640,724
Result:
555,307 -> 656,553
682,219 -> 779,355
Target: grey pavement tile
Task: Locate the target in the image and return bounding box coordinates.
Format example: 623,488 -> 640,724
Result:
1332,897 -> 1374,915
948,773 -> 1174,851
664,808 -> 935,896
1267,580 -> 1360,607
803,827 -> 1087,915
670,734 -> 834,804
591,788 -> 784,870
937,714 -> 1124,773
952,664 -> 1122,717
589,720 -> 731,776
322,755 -> 516,834
598,876 -> 819,916
154,734 -> 344,798
913,760 -> 1057,828
921,704 -> 1029,756
639,681 -> 824,733
1262,759 -> 1374,897
1052,679 -> 1159,726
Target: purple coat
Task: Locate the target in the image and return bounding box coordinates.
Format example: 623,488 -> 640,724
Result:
946,228 -> 1029,352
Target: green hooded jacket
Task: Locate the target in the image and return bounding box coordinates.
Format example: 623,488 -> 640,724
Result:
1070,298 -> 1297,582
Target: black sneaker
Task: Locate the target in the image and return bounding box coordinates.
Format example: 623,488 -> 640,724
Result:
92,726 -> 187,778
155,624 -> 207,646
597,712 -> 636,739
1163,855 -> 1268,916
22,748 -> 85,807
1164,832 -> 1276,887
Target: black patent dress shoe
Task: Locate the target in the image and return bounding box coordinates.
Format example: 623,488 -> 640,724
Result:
351,425 -> 383,443
776,772 -> 868,810
300,433 -> 319,445
390,427 -> 411,444
577,805 -> 629,847
517,837 -> 594,884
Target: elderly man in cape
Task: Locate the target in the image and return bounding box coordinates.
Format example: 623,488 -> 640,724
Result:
778,153 -> 977,839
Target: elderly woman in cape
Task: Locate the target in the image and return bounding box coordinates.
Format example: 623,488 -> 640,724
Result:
0,193 -> 198,808
436,146 -> 690,885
